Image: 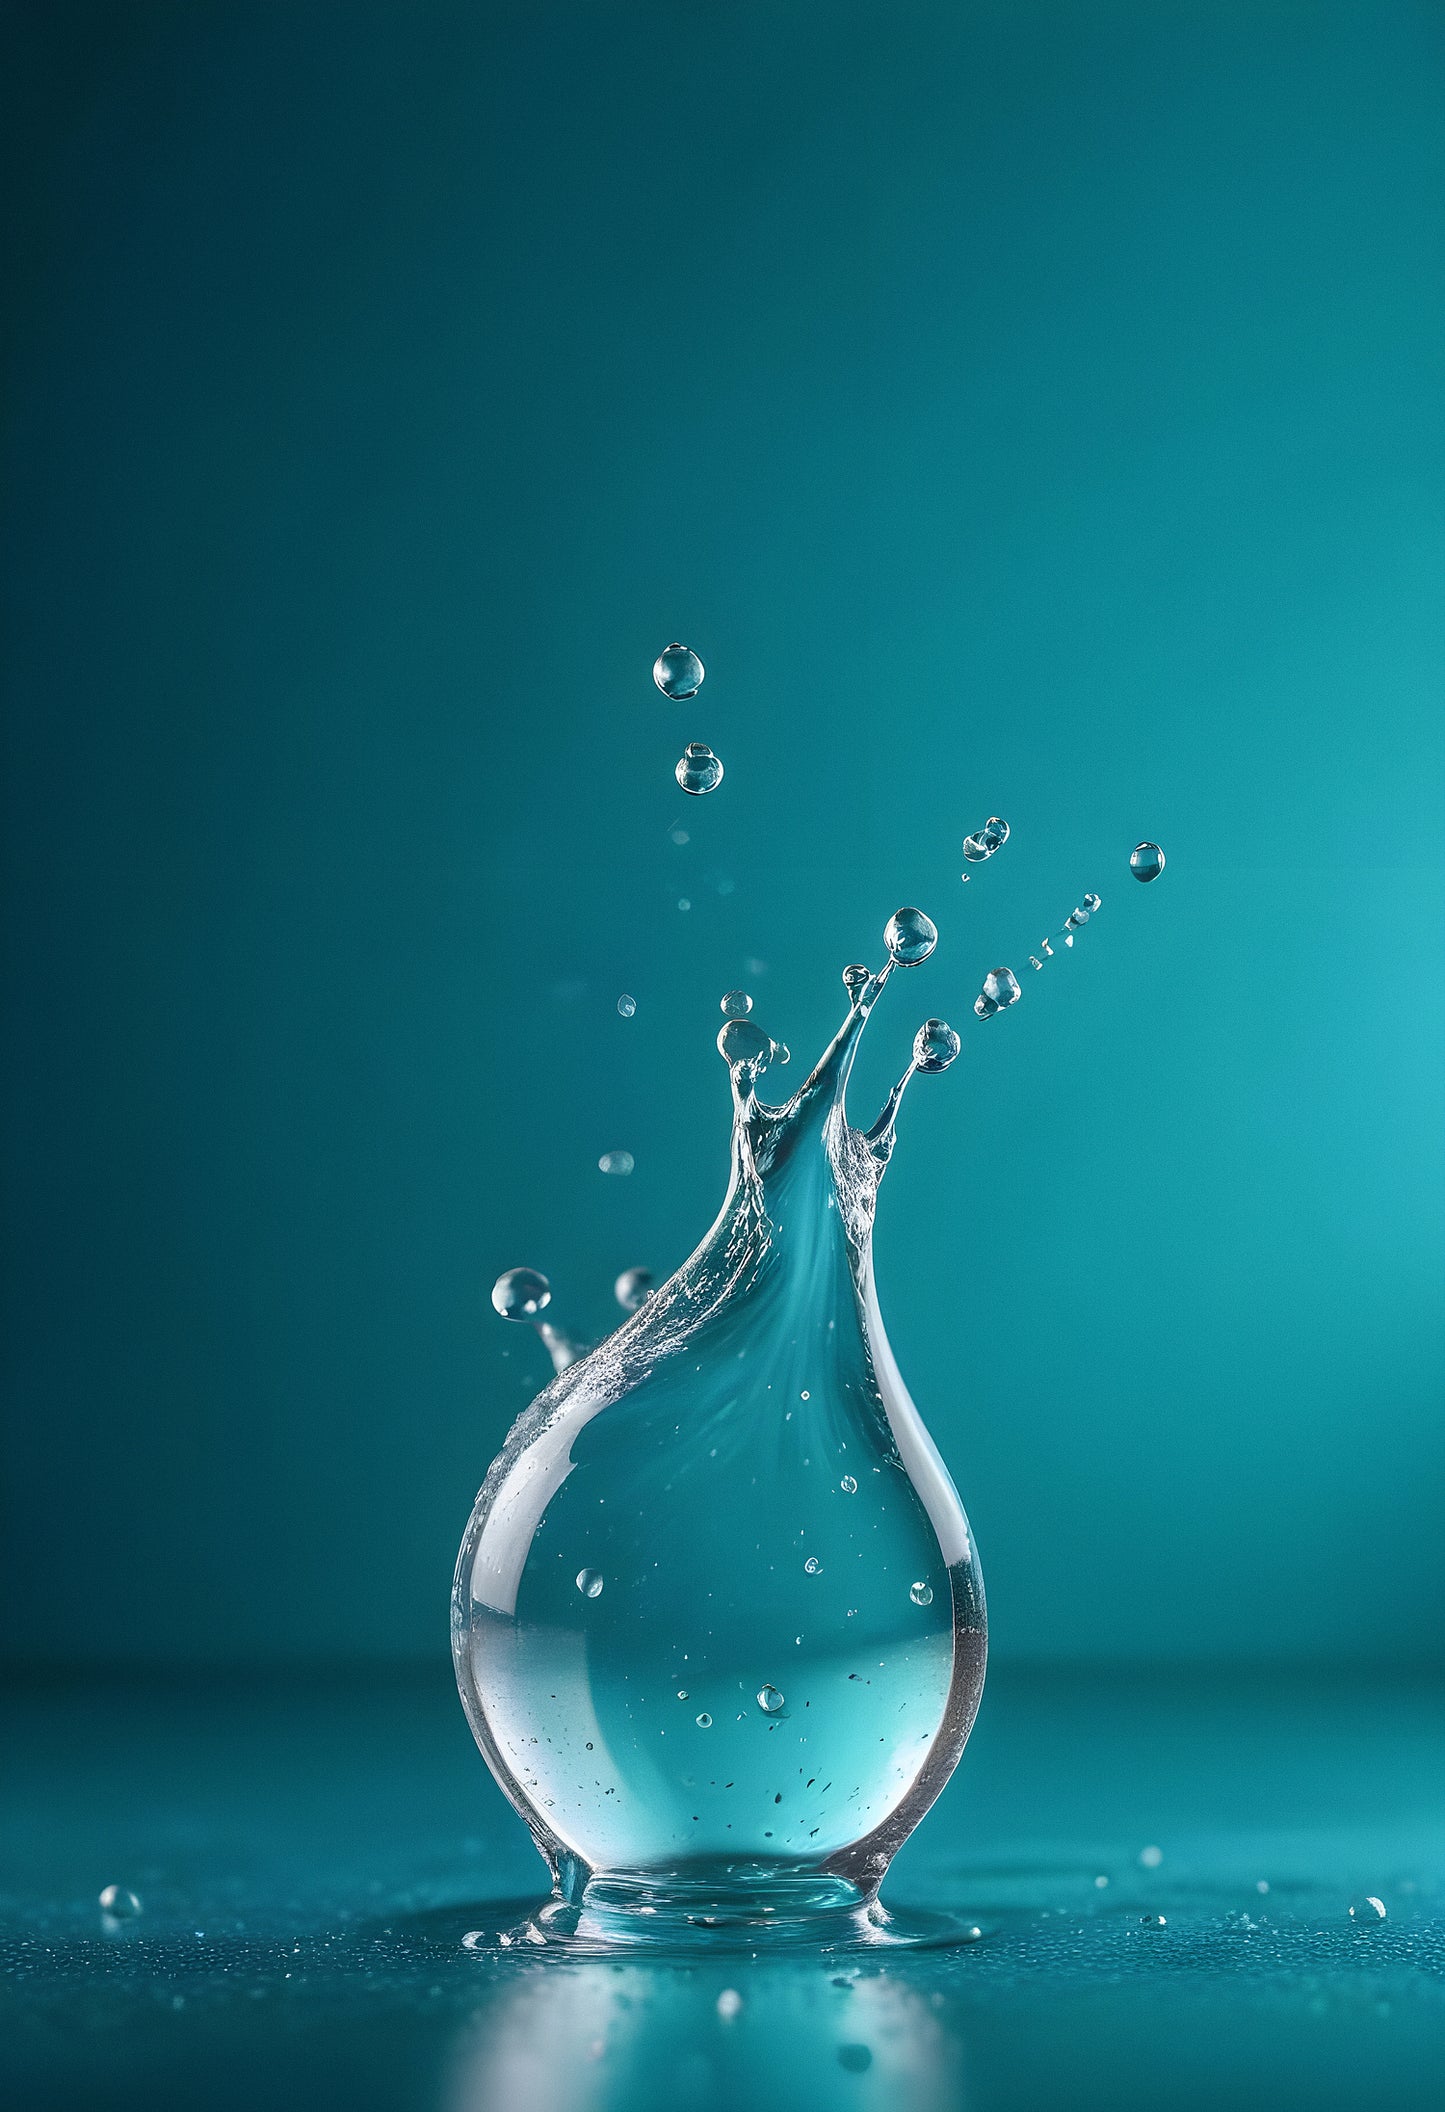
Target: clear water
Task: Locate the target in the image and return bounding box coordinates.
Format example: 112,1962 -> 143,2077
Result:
675,742 -> 724,796
617,993 -> 637,1018
614,1267 -> 654,1312
492,1267 -> 551,1320
961,814 -> 1009,865
1130,841 -> 1166,883
653,643 -> 704,700
720,989 -> 752,1018
454,916 -> 986,1950
912,1019 -> 960,1072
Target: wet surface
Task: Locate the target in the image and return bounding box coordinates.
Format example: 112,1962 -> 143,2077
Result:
3,1666 -> 1442,2109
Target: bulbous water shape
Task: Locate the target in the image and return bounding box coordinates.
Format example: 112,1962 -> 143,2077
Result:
492,1267 -> 551,1320
1130,841 -> 1165,883
676,742 -> 724,796
454,917 -> 986,1952
653,642 -> 705,700
614,1266 -> 654,1312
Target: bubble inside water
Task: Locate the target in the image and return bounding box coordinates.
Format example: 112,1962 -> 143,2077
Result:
983,967 -> 1021,1010
1130,841 -> 1166,883
491,1267 -> 551,1321
653,642 -> 704,700
1139,1845 -> 1164,1869
840,1475 -> 858,1494
756,1685 -> 786,1714
696,1712 -> 712,1728
676,742 -> 724,796
910,1581 -> 934,1606
1349,1894 -> 1387,1924
614,1266 -> 654,1311
720,989 -> 753,1018
838,2047 -> 873,2073
913,1018 -> 960,1073
804,1556 -> 822,1575
717,1019 -> 772,1074
99,1886 -> 141,1920
883,907 -> 938,966
598,1150 -> 635,1176
575,1569 -> 604,1599
716,1988 -> 743,2019
842,963 -> 869,998
617,993 -> 636,1018
982,816 -> 1009,851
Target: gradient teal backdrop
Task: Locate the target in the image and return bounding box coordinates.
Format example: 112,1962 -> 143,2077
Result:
3,0 -> 1442,1668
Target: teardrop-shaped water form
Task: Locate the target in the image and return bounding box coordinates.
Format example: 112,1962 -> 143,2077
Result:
912,1019 -> 960,1073
454,946 -> 986,1952
720,990 -> 753,1018
492,1268 -> 551,1320
883,907 -> 938,966
676,743 -> 724,796
653,643 -> 705,700
1130,842 -> 1165,883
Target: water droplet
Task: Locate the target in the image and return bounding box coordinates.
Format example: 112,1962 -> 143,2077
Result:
598,1150 -> 635,1176
842,964 -> 869,1001
1349,1894 -> 1387,1924
574,1569 -> 605,1600
99,1885 -> 141,1920
653,642 -> 704,700
912,1018 -> 960,1073
617,993 -> 636,1018
981,816 -> 1009,852
838,2045 -> 873,2073
756,1685 -> 785,1714
1083,892 -> 1102,913
1029,956 -> 1044,971
491,1268 -> 551,1321
1094,1875 -> 1110,1889
720,989 -> 753,1018
983,967 -> 1021,1010
1066,907 -> 1090,929
676,1689 -> 688,1699
840,1475 -> 858,1494
1139,1844 -> 1164,1868
771,1041 -> 791,1065
1255,1880 -> 1270,1894
716,1988 -> 743,2019
1130,841 -> 1166,883
1140,1913 -> 1167,1928
614,1266 -> 654,1311
804,1556 -> 822,1575
883,907 -> 937,966
974,994 -> 998,1019
676,742 -> 723,796
670,826 -> 690,845
961,834 -> 991,864
1039,937 -> 1054,957
910,1581 -> 934,1606
678,897 -> 691,912
717,1019 -> 772,1074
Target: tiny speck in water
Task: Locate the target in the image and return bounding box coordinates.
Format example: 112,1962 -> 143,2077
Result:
757,1685 -> 785,1713
1139,1845 -> 1163,1869
1094,1875 -> 1109,1889
598,1150 -> 635,1176
1255,1880 -> 1270,1894
800,1389 -> 810,1400
696,1713 -> 712,1728
654,643 -> 704,700
838,2046 -> 873,2073
99,1886 -> 141,1919
575,1569 -> 604,1599
678,897 -> 691,912
1130,841 -> 1166,883
720,989 -> 752,1018
617,993 -> 636,1018
670,826 -> 690,845
840,1475 -> 858,1494
491,1267 -> 550,1321
1349,1895 -> 1387,1924
676,1689 -> 688,1699
909,1581 -> 934,1606
804,1557 -> 822,1574
716,1987 -> 742,2019
676,742 -> 723,796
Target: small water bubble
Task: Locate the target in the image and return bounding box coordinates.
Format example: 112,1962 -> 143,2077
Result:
771,1041 -> 791,1065
99,1885 -> 141,1920
654,642 -> 704,700
974,994 -> 998,1019
598,1150 -> 635,1176
982,816 -> 1010,850
575,1569 -> 604,1599
1083,892 -> 1102,913
678,897 -> 691,911
720,990 -> 753,1018
670,826 -> 690,845
983,967 -> 1021,1011
1140,1913 -> 1168,1929
1139,1845 -> 1164,1869
961,834 -> 991,864
838,2046 -> 873,2073
1349,1894 -> 1387,1924
676,742 -> 723,796
1130,841 -> 1166,883
614,1266 -> 654,1311
912,1017 -> 960,1073
617,993 -> 636,1018
884,907 -> 938,965
909,1581 -> 934,1606
1255,1880 -> 1270,1894
804,1556 -> 822,1575
1094,1875 -> 1109,1889
696,1712 -> 712,1728
716,1988 -> 743,2019
491,1267 -> 551,1320
840,1475 -> 858,1494
756,1685 -> 786,1714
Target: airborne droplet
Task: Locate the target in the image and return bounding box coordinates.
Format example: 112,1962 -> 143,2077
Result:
840,1475 -> 858,1494
717,1019 -> 772,1076
676,742 -> 724,796
653,642 -> 704,700
912,1019 -> 960,1073
696,1712 -> 713,1728
614,1266 -> 654,1311
1130,842 -> 1166,883
491,1268 -> 551,1320
617,993 -> 636,1018
883,907 -> 937,966
575,1569 -> 604,1599
1349,1894 -> 1387,1924
720,990 -> 753,1018
804,1556 -> 822,1575
756,1685 -> 786,1714
99,1886 -> 142,1920
910,1581 -> 934,1606
598,1150 -> 635,1176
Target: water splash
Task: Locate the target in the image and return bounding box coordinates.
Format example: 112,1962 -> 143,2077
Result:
455,906 -> 986,1952
653,643 -> 705,700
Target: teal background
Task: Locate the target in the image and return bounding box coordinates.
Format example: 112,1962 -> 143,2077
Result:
3,0 -> 1443,1671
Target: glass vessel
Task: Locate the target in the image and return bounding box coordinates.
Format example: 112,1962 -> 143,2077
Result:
452,944 -> 986,1950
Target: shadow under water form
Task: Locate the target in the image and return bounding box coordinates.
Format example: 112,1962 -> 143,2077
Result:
453,913 -> 986,1951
